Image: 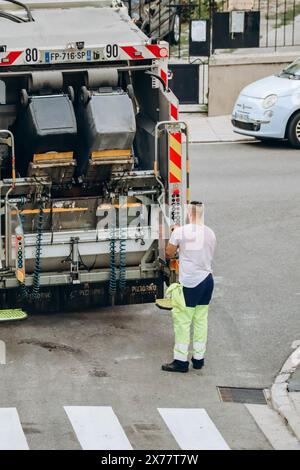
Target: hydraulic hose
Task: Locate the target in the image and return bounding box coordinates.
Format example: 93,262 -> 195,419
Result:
1,0 -> 34,22
31,203 -> 44,299
119,228 -> 126,292
109,225 -> 117,296
18,200 -> 44,300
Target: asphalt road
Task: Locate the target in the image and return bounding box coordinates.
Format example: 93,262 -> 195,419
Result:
0,140 -> 299,450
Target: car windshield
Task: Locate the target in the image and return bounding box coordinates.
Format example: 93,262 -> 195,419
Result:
279,59 -> 300,79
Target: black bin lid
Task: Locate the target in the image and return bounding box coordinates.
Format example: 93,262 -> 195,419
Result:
30,95 -> 77,135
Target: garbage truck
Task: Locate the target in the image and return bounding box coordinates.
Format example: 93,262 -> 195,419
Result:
0,0 -> 189,313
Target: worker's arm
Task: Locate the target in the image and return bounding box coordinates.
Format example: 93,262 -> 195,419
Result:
165,225 -> 180,259
166,242 -> 177,259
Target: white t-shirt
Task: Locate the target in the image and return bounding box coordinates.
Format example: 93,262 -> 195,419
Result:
169,224 -> 216,288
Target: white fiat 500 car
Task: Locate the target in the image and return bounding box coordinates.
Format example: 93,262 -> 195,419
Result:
232,58 -> 300,148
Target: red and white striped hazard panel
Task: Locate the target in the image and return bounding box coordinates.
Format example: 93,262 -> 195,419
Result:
0,51 -> 23,66
169,102 -> 181,183
169,132 -> 182,184
121,44 -> 168,60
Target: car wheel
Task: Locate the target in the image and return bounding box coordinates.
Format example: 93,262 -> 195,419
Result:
287,111 -> 300,148
168,14 -> 180,45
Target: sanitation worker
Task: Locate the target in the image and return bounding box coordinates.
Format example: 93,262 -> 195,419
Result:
162,201 -> 216,373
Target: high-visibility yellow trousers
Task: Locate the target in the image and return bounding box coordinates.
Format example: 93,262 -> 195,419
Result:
172,305 -> 209,361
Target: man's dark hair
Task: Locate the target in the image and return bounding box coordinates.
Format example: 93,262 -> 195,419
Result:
190,201 -> 203,206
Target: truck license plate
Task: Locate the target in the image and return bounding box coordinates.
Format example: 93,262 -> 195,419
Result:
43,49 -> 102,64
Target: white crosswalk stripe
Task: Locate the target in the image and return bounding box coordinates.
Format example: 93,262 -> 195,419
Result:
0,408 -> 29,450
158,408 -> 230,450
64,406 -> 133,450
246,404 -> 300,450
0,406 -> 231,450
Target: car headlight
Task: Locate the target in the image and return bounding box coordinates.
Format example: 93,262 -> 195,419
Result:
262,94 -> 278,109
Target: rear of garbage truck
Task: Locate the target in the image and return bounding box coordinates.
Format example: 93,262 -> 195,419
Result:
0,0 -> 188,312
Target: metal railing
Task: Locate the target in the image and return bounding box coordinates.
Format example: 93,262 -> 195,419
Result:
219,0 -> 300,49
127,0 -> 300,58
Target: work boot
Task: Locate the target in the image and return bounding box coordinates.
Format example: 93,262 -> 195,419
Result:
191,357 -> 204,370
161,360 -> 189,373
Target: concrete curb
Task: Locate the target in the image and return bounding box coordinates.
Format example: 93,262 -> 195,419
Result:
271,345 -> 300,441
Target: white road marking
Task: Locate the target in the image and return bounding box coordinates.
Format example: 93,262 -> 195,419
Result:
0,408 -> 29,450
246,404 -> 300,450
64,406 -> 133,450
291,340 -> 300,349
114,354 -> 144,362
158,408 -> 230,450
0,340 -> 5,364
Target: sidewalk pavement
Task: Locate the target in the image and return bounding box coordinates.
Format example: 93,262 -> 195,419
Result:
180,113 -> 254,144
271,344 -> 300,443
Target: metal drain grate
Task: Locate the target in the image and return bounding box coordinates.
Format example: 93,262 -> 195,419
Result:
217,386 -> 267,404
